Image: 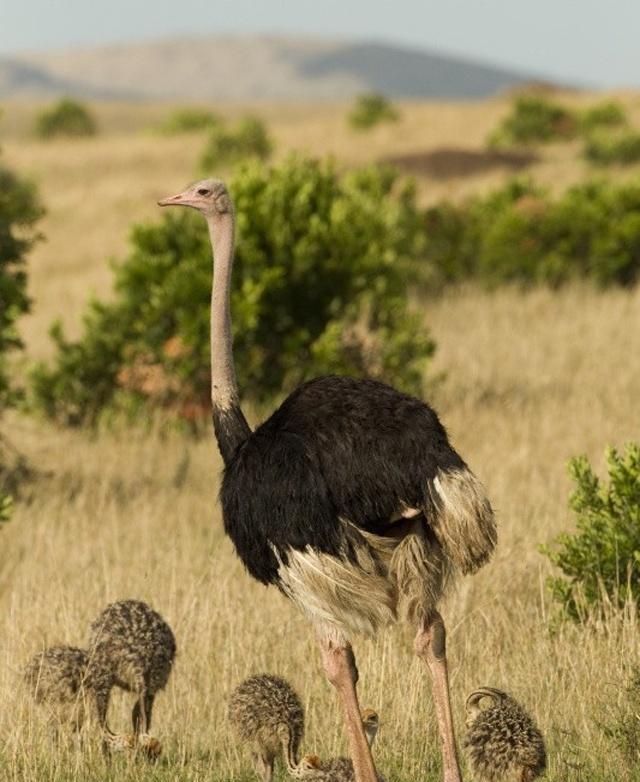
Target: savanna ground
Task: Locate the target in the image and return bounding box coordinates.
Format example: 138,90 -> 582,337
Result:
1,93 -> 640,781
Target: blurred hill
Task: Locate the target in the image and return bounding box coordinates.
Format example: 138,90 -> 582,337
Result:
1,35 -> 541,100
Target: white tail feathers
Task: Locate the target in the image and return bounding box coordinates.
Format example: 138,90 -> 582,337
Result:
430,467 -> 497,575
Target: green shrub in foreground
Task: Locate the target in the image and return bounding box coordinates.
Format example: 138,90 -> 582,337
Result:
488,95 -> 577,148
423,178 -> 640,287
32,156 -> 433,426
584,129 -> 640,166
157,108 -> 221,134
542,444 -> 640,620
0,152 -> 44,411
200,116 -> 272,170
35,98 -> 97,139
348,93 -> 400,131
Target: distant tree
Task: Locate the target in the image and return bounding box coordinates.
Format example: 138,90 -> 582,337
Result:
579,101 -> 627,133
583,129 -> 640,166
488,96 -> 577,147
35,98 -> 97,139
348,93 -> 400,131
200,116 -> 272,170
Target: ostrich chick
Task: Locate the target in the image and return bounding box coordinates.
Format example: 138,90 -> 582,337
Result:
464,687 -> 546,782
85,599 -> 176,756
24,646 -> 89,735
229,674 -> 305,782
296,709 -> 387,782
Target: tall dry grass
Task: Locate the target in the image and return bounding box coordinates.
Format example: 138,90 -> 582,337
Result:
1,284 -> 639,781
1,96 -> 640,780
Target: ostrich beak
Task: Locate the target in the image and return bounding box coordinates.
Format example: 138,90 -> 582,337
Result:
157,191 -> 191,207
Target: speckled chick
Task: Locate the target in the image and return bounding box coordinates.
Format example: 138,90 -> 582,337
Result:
229,674 -> 305,782
24,646 -> 89,730
464,687 -> 546,782
296,709 -> 387,782
85,599 -> 176,753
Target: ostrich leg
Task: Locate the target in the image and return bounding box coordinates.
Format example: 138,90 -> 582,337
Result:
132,690 -> 155,735
319,639 -> 378,782
414,611 -> 462,782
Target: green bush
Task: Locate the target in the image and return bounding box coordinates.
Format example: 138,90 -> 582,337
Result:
200,116 -> 272,170
0,151 -> 44,411
348,93 -> 400,131
157,108 -> 221,134
541,444 -> 640,620
489,96 -> 577,147
584,129 -> 640,165
423,178 -> 640,287
35,98 -> 97,139
580,101 -> 627,132
32,156 -> 434,426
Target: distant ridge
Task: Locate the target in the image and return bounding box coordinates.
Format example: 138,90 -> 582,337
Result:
0,57 -> 137,100
2,35 -> 544,101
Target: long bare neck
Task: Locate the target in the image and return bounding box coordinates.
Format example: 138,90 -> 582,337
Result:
207,212 -> 251,463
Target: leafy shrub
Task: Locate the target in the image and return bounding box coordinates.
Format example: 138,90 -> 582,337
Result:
423,178 -> 640,287
200,116 -> 272,170
580,101 -> 627,132
35,98 -> 97,139
584,129 -> 640,165
157,108 -> 221,134
348,93 -> 400,131
32,156 -> 434,426
0,151 -> 44,411
541,444 -> 640,620
489,96 -> 577,147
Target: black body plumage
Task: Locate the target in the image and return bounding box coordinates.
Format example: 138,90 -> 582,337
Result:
221,375 -> 467,585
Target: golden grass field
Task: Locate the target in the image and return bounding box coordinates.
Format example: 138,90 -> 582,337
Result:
1,95 -> 640,781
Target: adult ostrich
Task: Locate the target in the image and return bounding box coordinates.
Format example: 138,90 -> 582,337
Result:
158,179 -> 496,782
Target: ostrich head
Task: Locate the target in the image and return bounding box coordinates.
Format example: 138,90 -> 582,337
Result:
106,731 -> 162,759
465,687 -> 510,727
293,755 -> 325,779
158,178 -> 232,219
361,708 -> 380,747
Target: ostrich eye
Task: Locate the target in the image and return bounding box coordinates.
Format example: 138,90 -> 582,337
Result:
197,188 -> 211,196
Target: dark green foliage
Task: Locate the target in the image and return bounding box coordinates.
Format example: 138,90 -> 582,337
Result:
348,93 -> 400,131
423,178 -> 640,287
200,116 -> 272,170
35,98 -> 97,139
157,108 -> 221,134
579,101 -> 627,132
584,129 -> 640,165
0,152 -> 44,410
541,444 -> 640,620
32,156 -> 434,426
489,96 -> 577,148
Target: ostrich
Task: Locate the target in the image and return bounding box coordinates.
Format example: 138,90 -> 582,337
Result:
463,687 -> 546,782
24,646 -> 89,736
228,673 -> 305,781
85,599 -> 175,757
297,709 -> 387,782
158,178 -> 496,782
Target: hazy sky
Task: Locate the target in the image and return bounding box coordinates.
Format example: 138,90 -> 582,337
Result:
2,0 -> 638,88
